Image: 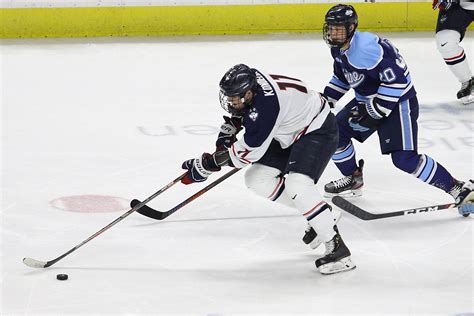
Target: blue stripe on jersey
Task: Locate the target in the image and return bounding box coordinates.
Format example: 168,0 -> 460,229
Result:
345,32 -> 384,70
400,100 -> 414,151
378,86 -> 406,97
330,76 -> 350,90
355,92 -> 375,102
378,75 -> 412,98
324,85 -> 345,101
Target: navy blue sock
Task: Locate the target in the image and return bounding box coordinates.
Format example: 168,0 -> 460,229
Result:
391,151 -> 455,192
332,141 -> 357,176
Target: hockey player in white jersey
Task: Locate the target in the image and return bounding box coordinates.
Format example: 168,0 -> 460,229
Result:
180,64 -> 356,274
434,0 -> 474,104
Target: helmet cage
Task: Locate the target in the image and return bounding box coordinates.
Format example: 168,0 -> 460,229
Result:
323,23 -> 355,48
219,90 -> 247,115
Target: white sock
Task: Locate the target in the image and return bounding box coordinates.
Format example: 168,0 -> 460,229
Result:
436,30 -> 472,83
285,172 -> 336,242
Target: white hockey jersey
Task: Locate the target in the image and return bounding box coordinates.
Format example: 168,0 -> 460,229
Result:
229,70 -> 330,169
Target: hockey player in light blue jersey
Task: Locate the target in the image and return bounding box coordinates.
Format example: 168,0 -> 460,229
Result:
321,4 -> 474,216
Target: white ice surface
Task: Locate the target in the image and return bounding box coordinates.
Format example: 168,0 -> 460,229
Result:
1,32 -> 473,315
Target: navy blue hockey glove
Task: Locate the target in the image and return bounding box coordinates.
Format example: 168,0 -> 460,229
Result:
181,153 -> 222,185
215,115 -> 243,151
432,0 -> 457,10
348,100 -> 386,132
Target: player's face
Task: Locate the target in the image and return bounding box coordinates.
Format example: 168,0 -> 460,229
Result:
227,95 -> 244,110
328,25 -> 347,44
227,90 -> 253,110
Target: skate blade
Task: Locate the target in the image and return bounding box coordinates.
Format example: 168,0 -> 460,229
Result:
318,257 -> 356,275
323,189 -> 362,198
460,95 -> 474,105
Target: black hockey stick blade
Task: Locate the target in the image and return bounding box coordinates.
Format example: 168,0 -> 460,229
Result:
331,196 -> 456,220
133,168 -> 240,221
132,199 -> 168,220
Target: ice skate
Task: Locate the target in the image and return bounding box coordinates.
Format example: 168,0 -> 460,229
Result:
324,159 -> 364,197
315,229 -> 356,275
448,179 -> 464,199
302,207 -> 342,249
451,179 -> 474,216
456,77 -> 474,105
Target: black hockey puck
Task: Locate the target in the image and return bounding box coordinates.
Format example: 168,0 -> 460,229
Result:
56,274 -> 68,281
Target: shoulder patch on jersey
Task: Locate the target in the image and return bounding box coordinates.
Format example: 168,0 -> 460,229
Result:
248,107 -> 259,121
345,32 -> 383,70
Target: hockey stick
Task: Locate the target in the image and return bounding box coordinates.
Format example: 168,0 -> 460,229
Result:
22,172 -> 187,268
331,196 -> 456,221
131,168 -> 240,220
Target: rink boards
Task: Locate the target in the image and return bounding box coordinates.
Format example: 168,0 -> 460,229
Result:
0,1 -> 464,38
